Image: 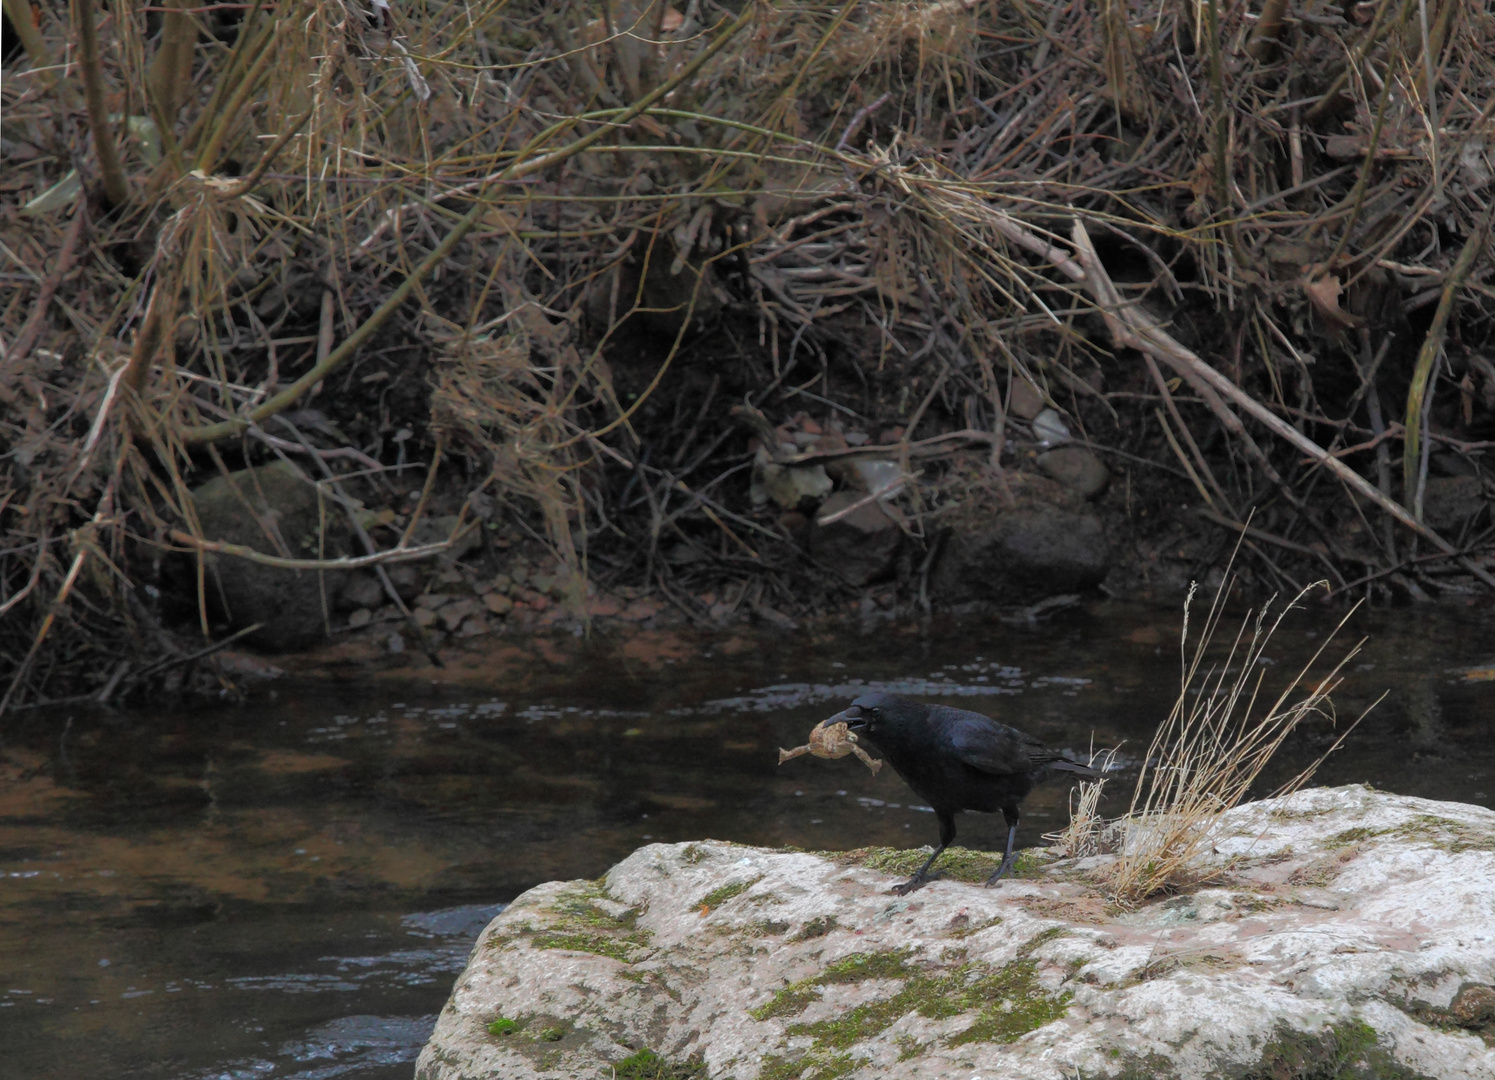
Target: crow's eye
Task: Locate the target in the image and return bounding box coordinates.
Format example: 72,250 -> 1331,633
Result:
868,707 -> 880,719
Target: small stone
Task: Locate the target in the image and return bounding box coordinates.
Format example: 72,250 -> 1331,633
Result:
386,633 -> 405,654
531,573 -> 555,594
1032,408 -> 1071,446
1451,984 -> 1495,1026
413,608 -> 438,627
456,614 -> 489,638
385,565 -> 422,601
755,605 -> 797,630
490,573 -> 513,593
482,593 -> 514,616
338,572 -> 384,611
346,608 -> 373,629
586,595 -> 622,618
439,598 -> 479,631
1037,446 -> 1110,500
1008,380 -> 1044,419
415,593 -> 448,610
623,600 -> 660,621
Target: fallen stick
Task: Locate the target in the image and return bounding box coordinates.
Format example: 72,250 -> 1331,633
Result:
165,531 -> 453,570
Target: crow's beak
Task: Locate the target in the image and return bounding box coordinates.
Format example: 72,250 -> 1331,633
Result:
833,705 -> 867,733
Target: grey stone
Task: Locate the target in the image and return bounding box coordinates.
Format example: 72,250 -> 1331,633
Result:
1422,475 -> 1486,531
407,514 -> 482,567
189,461 -> 350,650
338,571 -> 384,611
751,448 -> 833,511
416,785 -> 1495,1080
1036,446 -> 1109,499
809,491 -> 904,586
932,492 -> 1109,605
1007,379 -> 1044,420
385,564 -> 425,601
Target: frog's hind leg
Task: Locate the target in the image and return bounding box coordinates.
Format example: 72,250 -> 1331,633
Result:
850,744 -> 883,775
778,745 -> 811,765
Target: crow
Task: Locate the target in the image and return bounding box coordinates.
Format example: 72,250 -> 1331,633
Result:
827,691 -> 1102,894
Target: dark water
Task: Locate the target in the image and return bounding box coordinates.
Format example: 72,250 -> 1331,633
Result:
3,597 -> 1494,1080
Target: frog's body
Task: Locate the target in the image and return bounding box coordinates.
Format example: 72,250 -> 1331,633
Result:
778,718 -> 883,776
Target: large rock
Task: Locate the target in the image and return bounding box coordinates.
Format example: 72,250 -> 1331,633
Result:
416,785 -> 1495,1080
809,492 -> 903,586
189,460 -> 350,650
931,481 -> 1109,604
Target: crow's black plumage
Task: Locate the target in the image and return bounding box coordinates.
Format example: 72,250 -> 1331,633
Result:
829,691 -> 1101,894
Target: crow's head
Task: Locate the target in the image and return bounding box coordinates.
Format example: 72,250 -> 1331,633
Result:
830,692 -> 911,738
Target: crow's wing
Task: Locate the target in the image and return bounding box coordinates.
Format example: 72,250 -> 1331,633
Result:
934,706 -> 1065,776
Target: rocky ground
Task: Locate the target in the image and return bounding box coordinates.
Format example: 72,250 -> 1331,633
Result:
415,785 -> 1495,1080
174,405 -> 1124,673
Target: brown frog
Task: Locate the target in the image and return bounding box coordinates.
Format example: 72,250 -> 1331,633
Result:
778,718 -> 883,776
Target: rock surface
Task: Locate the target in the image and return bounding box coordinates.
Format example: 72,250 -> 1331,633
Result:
416,785 -> 1495,1080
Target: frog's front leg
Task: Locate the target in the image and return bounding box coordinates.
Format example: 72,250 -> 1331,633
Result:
849,743 -> 883,775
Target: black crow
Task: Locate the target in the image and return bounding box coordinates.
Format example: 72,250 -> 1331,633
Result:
827,691 -> 1102,894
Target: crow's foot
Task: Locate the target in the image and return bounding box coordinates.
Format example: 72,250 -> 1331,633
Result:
890,871 -> 943,896
983,856 -> 1016,887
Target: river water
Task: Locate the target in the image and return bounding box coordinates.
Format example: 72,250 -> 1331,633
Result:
3,597 -> 1493,1080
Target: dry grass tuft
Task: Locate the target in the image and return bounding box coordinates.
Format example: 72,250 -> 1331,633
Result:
1045,745 -> 1120,860
1103,569 -> 1376,907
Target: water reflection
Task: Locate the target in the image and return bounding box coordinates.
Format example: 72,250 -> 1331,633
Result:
1,599 -> 1492,1078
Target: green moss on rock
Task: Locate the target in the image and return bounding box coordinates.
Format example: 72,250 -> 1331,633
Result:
1242,1019 -> 1431,1080
750,936 -> 1071,1074
530,930 -> 652,962
613,1048 -> 707,1080
495,884 -> 654,963
791,915 -> 839,942
699,879 -> 759,911
846,845 -> 1023,883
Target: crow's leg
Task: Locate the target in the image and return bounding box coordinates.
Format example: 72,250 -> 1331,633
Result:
892,810 -> 956,895
984,805 -> 1021,886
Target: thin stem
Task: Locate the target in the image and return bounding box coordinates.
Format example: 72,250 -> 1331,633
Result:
73,0 -> 131,207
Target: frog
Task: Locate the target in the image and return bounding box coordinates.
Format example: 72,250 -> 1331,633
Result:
778,718 -> 883,776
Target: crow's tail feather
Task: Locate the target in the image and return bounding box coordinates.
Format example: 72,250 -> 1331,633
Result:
1048,759 -> 1105,779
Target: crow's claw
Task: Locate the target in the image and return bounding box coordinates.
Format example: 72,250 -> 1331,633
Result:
890,870 -> 943,896
983,857 -> 1016,887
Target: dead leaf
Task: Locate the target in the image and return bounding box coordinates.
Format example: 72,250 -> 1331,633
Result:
1302,273 -> 1364,331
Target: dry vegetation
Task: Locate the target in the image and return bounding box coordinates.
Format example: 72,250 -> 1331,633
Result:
4,0 -> 1495,711
1045,537 -> 1379,906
